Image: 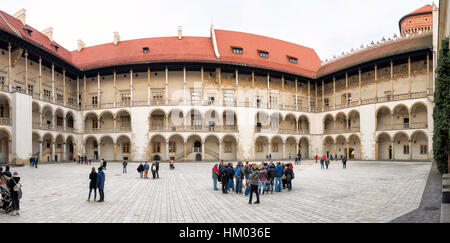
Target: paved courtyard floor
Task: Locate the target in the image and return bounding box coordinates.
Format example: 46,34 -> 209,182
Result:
0,160 -> 431,223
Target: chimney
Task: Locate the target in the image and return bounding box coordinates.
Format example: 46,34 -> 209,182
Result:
42,27 -> 53,42
178,26 -> 182,40
113,32 -> 120,46
13,9 -> 26,26
77,39 -> 86,52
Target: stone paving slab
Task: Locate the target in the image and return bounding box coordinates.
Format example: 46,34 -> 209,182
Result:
0,160 -> 431,223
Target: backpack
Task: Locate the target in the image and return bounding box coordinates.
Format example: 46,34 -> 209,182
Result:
235,168 -> 241,178
152,165 -> 157,171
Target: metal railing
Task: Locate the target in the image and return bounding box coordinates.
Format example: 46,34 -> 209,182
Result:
377,122 -> 428,131
0,118 -> 11,126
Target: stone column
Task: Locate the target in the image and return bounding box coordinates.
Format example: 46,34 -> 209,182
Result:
322,80 -> 325,111
409,140 -> 412,160
166,141 -> 170,161
39,57 -> 43,99
392,140 -> 395,160
219,142 -> 222,161
113,71 -> 117,107
283,143 -> 286,160
408,56 -> 411,98
334,143 -> 337,158
114,143 -> 117,161
63,143 -> 67,161
39,141 -> 43,161
391,60 -> 394,97
130,69 -> 133,107
63,69 -> 66,106
308,81 -> 311,112
97,73 -> 101,109
77,77 -> 80,107
184,143 -> 187,162
25,51 -> 28,94
267,73 -> 270,109
375,64 -> 378,100
51,63 -> 55,103
39,112 -> 43,129
295,79 -> 298,111
83,75 -> 87,109
7,43 -> 11,91
165,67 -> 169,105
333,77 -> 336,109
346,143 -> 350,159
315,82 -> 318,111
147,67 -> 151,105
73,144 -> 77,160
358,69 -> 362,105
236,69 -> 239,86
52,142 -> 55,161
251,71 -> 255,88
345,73 -> 349,107
202,142 -> 205,161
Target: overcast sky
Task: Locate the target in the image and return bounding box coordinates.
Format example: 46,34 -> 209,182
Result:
3,0 -> 437,61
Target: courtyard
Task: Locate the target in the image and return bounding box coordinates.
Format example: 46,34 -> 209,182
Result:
0,160 -> 431,223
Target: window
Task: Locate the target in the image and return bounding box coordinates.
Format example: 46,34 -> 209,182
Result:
270,95 -> 278,108
232,47 -> 243,54
324,98 -> 329,107
153,142 -> 161,153
143,47 -> 149,54
272,143 -> 279,153
54,45 -> 59,52
169,142 -> 176,153
91,96 -> 98,105
223,90 -> 235,105
122,143 -> 130,154
403,145 -> 410,155
225,143 -> 232,153
92,119 -> 98,129
191,90 -> 201,104
27,84 -> 33,94
152,91 -> 163,101
121,93 -> 131,104
57,144 -> 62,149
44,89 -> 51,98
208,96 -> 215,105
288,56 -> 298,64
26,29 -> 33,36
420,145 -> 428,155
57,94 -> 63,102
258,51 -> 269,58
256,143 -> 264,153
57,117 -> 63,127
68,98 -> 74,105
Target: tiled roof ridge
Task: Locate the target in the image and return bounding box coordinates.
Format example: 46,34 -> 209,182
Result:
321,30 -> 432,67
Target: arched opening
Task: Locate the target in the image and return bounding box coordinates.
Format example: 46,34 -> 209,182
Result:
222,135 -> 237,161
42,106 -> 54,130
116,110 -> 131,132
377,133 -> 392,160
299,137 -> 310,159
348,135 -> 361,160
55,109 -> 64,132
336,136 -> 347,159
256,111 -> 270,133
32,102 -> 40,129
168,135 -> 184,161
323,114 -> 335,134
205,135 -> 220,161
281,114 -> 296,134
66,136 -> 75,161
186,135 -> 202,161
43,134 -> 54,162
0,95 -> 10,126
255,136 -> 269,161
393,132 -> 409,160
32,133 -> 40,158
204,110 -> 220,132
270,113 -> 282,131
66,112 -> 75,133
323,136 -> 334,159
100,136 -> 114,161
0,129 -> 10,164
168,109 -> 184,132
117,135 -> 131,161
270,136 -> 283,160
186,109 -> 203,131
99,111 -> 115,132
393,105 -> 409,129
84,113 -> 99,133
285,137 -> 297,160
150,110 -> 166,131
85,136 -> 99,161
335,113 -> 347,134
411,131 -> 429,161
223,110 -> 237,132
410,103 -> 428,129
376,107 -> 392,131
348,111 -> 360,132
150,135 -> 166,161
298,115 -> 310,135
55,135 -> 64,161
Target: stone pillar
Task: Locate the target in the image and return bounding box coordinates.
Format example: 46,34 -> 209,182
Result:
51,63 -> 55,103
391,60 -> 394,97
346,143 -> 350,159
52,142 -> 55,162
77,77 -> 80,107
130,69 -> 133,106
63,143 -> 67,161
63,69 -> 66,106
315,82 -> 318,111
113,71 -> 117,107
251,71 -> 255,88
114,143 -> 117,161
184,143 -> 187,162
202,142 -> 205,161
219,142 -> 222,161
165,67 -> 169,105
39,112 -> 43,129
39,57 -> 43,99
375,64 -> 378,100
409,140 -> 412,160
333,77 -> 336,109
322,80 -> 325,111
25,51 -> 28,94
97,73 -> 101,109
334,143 -> 337,158
358,69 -> 362,104
296,143 -> 299,156
392,140 -> 395,160
147,67 -> 151,105
166,141 -> 170,161
283,143 -> 286,160
408,56 -> 411,98
114,118 -> 117,132
7,43 -> 11,91
236,69 -> 239,86
267,73 -> 270,109
345,73 -> 349,107
308,81 -> 311,112
39,141 -> 43,161
83,75 -> 87,109
295,79 -> 298,110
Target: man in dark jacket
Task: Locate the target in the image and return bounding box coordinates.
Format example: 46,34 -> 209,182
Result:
267,164 -> 276,194
155,162 -> 160,178
235,163 -> 244,194
96,167 -> 106,202
7,171 -> 21,215
248,164 -> 261,205
137,163 -> 144,178
285,166 -> 295,191
342,156 -> 347,169
219,166 -> 229,194
275,163 -> 284,192
244,162 -> 250,196
226,163 -> 235,192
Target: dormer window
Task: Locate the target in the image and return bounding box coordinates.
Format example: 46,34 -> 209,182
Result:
143,47 -> 149,54
52,44 -> 59,52
232,47 -> 243,54
258,50 -> 269,59
288,56 -> 298,64
23,27 -> 33,37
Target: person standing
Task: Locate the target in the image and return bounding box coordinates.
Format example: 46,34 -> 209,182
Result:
259,166 -> 268,195
244,162 -> 251,196
275,162 -> 284,192
267,163 -> 276,194
320,157 -> 325,170
212,164 -> 220,191
325,158 -> 330,170
226,163 -> 235,192
137,163 -> 144,178
235,163 -> 244,194
29,157 -> 34,167
88,167 -> 97,202
143,162 -> 150,179
282,164 -> 287,190
298,153 -> 302,165
96,167 -> 105,202
34,156 -> 39,168
103,160 -> 107,170
151,162 -> 158,179
122,160 -> 128,174
285,165 -> 295,191
155,161 -> 160,179
342,156 -> 347,169
315,155 -> 319,163
219,164 -> 229,194
8,172 -> 22,216
248,164 -> 260,205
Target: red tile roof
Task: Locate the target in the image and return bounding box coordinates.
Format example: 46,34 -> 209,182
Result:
214,29 -> 322,78
407,5 -> 432,16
